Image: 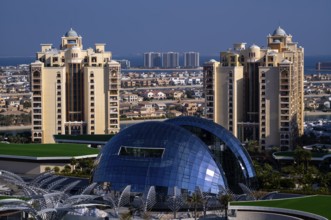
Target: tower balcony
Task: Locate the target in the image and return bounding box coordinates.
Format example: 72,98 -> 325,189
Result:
109,90 -> 118,95
109,114 -> 118,118
280,85 -> 289,91
32,85 -> 41,91
110,109 -> 118,113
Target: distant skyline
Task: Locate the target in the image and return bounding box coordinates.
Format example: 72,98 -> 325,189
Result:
0,0 -> 330,57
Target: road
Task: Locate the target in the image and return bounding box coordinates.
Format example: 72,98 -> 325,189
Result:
0,125 -> 31,132
305,94 -> 330,98
122,68 -> 202,72
121,84 -> 202,91
304,111 -> 331,116
0,92 -> 31,97
306,80 -> 331,84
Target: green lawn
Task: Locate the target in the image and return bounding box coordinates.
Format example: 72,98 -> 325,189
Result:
231,195 -> 331,219
0,143 -> 99,157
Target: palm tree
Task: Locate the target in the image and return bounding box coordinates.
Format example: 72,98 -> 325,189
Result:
294,148 -> 311,174
70,158 -> 77,171
187,192 -> 202,220
218,194 -> 233,219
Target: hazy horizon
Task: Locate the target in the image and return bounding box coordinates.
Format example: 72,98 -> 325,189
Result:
1,0 -> 331,57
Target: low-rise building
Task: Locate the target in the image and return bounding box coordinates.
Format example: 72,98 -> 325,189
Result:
184,102 -> 198,116
121,93 -> 138,103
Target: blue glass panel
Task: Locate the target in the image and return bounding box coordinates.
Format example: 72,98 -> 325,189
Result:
166,116 -> 256,185
93,121 -> 227,194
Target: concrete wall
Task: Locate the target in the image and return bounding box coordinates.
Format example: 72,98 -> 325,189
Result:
0,160 -> 68,175
232,211 -> 303,220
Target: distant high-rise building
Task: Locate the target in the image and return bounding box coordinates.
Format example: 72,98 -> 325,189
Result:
316,62 -> 331,70
116,59 -> 131,69
184,52 -> 200,68
162,52 -> 179,68
204,27 -> 304,150
30,28 -> 120,143
144,52 -> 162,68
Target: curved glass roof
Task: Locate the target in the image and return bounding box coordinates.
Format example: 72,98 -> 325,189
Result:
93,121 -> 227,194
166,116 -> 256,182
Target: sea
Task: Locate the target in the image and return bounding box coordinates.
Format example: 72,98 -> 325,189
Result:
1,55 -> 331,73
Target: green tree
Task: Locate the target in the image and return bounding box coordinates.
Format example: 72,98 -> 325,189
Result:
294,148 -> 311,174
120,211 -> 132,220
253,161 -> 280,190
23,100 -> 31,108
246,140 -> 260,154
185,90 -> 195,99
70,158 -> 77,170
187,192 -> 202,220
53,166 -> 60,173
218,194 -> 233,219
63,165 -> 71,173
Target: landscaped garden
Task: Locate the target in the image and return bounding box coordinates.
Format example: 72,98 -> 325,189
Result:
230,195 -> 331,219
0,143 -> 99,157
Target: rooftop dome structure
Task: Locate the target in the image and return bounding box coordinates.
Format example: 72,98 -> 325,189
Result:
93,116 -> 256,195
273,26 -> 287,36
166,116 -> 256,182
65,28 -> 78,37
93,121 -> 227,194
249,44 -> 260,50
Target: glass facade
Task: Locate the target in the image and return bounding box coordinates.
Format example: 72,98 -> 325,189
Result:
166,117 -> 256,187
66,63 -> 84,122
93,116 -> 256,194
93,121 -> 227,194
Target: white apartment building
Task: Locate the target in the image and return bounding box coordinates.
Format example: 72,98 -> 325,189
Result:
31,28 -> 120,143
204,27 -> 304,150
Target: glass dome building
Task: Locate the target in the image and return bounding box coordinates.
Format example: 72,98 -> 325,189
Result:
92,117 -> 256,194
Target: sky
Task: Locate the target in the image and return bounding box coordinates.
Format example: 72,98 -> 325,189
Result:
0,0 -> 330,57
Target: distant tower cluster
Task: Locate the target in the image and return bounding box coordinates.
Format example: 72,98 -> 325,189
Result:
116,59 -> 131,69
204,27 -> 304,150
144,52 -> 162,68
30,28 -> 120,143
143,51 -> 200,68
184,52 -> 200,68
162,52 -> 179,68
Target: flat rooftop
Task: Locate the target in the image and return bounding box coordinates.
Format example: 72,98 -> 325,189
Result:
273,151 -> 331,161
53,134 -> 114,145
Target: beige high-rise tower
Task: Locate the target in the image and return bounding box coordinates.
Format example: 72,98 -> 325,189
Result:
31,28 -> 120,143
204,27 -> 304,150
